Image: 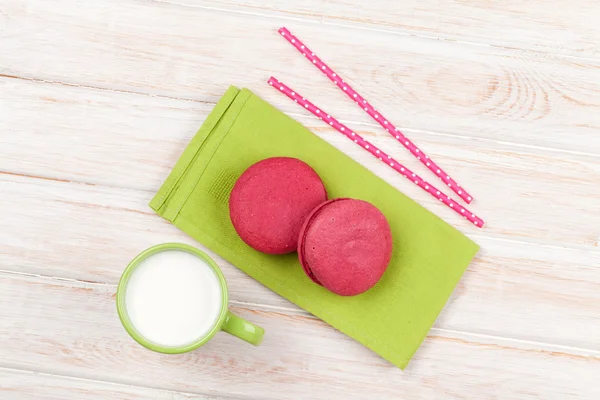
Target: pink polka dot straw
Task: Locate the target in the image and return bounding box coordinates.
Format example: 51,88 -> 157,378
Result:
268,77 -> 484,228
278,26 -> 474,205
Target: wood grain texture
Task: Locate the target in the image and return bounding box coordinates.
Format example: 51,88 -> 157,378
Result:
2,0 -> 600,397
2,0 -> 600,155
0,368 -> 219,400
2,171 -> 600,353
1,271 -> 599,400
192,0 -> 600,59
2,77 -> 600,248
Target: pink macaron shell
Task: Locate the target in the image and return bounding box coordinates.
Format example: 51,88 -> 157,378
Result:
229,157 -> 327,254
298,198 -> 393,296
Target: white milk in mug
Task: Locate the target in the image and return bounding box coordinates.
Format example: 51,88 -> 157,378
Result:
117,243 -> 264,353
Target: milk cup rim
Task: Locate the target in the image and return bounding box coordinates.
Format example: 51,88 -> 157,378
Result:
116,242 -> 229,354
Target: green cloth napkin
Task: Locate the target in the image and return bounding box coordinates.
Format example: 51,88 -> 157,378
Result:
150,86 -> 479,369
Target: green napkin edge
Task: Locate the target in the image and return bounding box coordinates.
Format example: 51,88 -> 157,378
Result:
150,86 -> 480,369
150,86 -> 248,217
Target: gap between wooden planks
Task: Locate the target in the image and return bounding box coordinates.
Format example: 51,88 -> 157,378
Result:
2,169 -> 600,351
0,271 -> 599,400
2,76 -> 600,247
2,0 -> 600,154
152,0 -> 600,60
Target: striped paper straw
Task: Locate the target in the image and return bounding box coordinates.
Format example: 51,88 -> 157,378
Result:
268,77 -> 484,228
278,26 -> 474,205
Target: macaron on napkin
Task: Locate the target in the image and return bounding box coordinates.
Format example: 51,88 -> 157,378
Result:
150,86 -> 479,369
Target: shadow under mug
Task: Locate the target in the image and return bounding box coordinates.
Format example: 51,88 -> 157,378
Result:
116,243 -> 264,353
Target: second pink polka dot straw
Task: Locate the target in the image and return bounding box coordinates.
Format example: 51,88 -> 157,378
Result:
268,77 -> 484,228
278,27 -> 474,205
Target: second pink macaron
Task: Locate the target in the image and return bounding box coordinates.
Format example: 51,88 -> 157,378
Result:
298,198 -> 393,296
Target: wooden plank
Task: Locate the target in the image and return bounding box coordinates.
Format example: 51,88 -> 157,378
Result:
2,78 -> 600,247
0,367 -> 219,400
2,172 -> 600,351
2,0 -> 600,154
0,76 -> 209,192
0,271 -> 599,400
0,173 -> 283,310
192,0 -> 600,59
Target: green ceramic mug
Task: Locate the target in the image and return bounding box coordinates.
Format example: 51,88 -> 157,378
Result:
117,243 -> 264,353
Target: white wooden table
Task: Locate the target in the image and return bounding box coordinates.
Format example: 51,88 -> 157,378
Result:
2,0 -> 600,398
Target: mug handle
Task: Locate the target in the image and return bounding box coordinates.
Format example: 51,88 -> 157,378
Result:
221,310 -> 264,346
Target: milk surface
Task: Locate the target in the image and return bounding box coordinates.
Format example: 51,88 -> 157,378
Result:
125,250 -> 223,347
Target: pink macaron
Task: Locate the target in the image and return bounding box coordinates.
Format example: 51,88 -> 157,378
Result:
298,198 -> 393,296
229,157 -> 327,254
